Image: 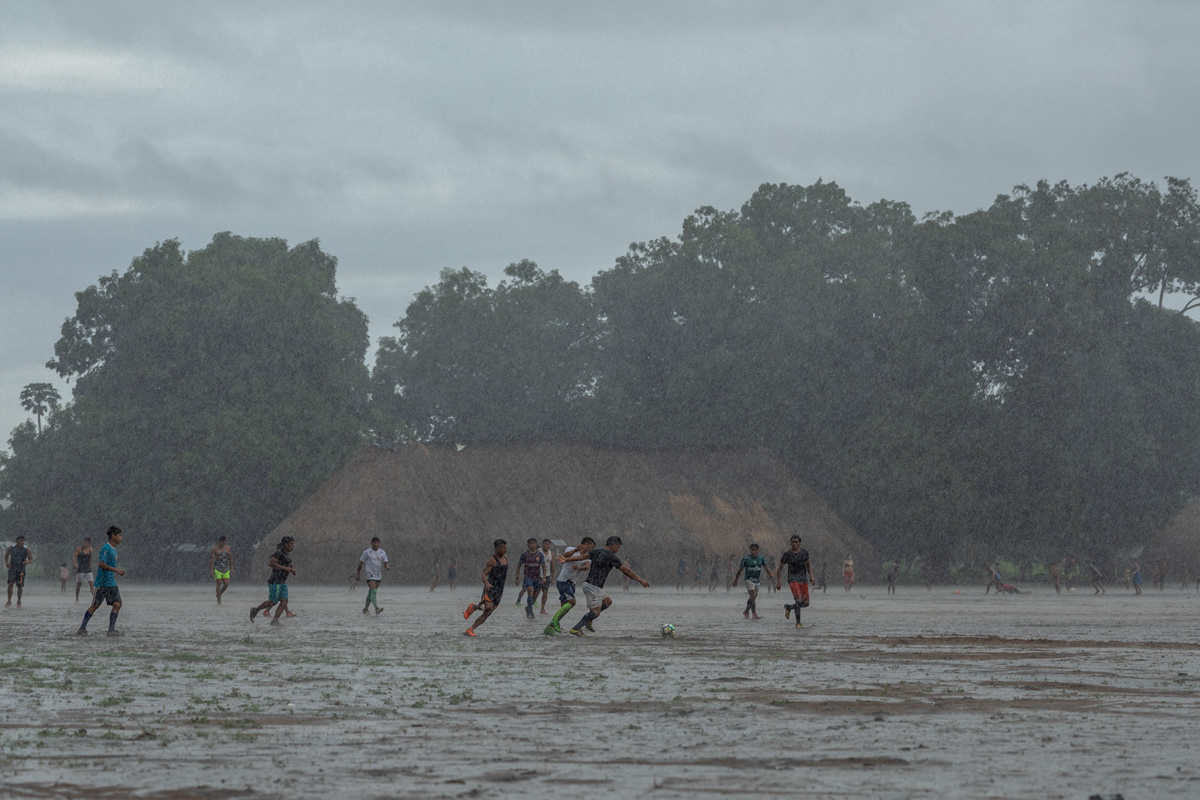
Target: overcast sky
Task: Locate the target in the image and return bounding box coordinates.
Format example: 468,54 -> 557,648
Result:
4,1 -> 1200,442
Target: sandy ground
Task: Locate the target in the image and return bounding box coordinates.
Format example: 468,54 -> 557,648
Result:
1,578 -> 1199,799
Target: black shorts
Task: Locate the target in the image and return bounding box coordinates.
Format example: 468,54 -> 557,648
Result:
93,586 -> 122,606
481,584 -> 504,607
7,567 -> 25,586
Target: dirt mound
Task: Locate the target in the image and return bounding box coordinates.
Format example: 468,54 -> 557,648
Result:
249,442 -> 875,584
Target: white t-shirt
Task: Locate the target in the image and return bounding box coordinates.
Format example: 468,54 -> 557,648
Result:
556,546 -> 590,583
360,548 -> 389,580
540,548 -> 554,579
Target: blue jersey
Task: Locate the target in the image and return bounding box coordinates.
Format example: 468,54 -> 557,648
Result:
95,542 -> 118,588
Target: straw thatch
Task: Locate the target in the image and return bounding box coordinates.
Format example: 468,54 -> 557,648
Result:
249,442 -> 875,585
1143,498 -> 1200,584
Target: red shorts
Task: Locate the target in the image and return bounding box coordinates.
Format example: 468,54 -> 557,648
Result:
789,581 -> 810,606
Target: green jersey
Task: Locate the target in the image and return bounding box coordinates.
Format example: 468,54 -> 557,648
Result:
740,554 -> 766,582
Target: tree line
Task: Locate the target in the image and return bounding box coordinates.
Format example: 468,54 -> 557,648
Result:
5,176 -> 1200,579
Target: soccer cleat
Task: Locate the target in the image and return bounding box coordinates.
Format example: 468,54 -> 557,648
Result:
795,622 -> 803,628
784,604 -> 792,619
585,621 -> 594,632
106,629 -> 122,636
375,607 -> 383,615
464,628 -> 477,637
464,603 -> 476,619
516,599 -> 522,606
543,624 -> 559,636
569,627 -> 587,637
363,607 -> 370,614
76,628 -> 88,636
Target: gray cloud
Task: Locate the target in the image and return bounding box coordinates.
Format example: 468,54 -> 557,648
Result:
3,1 -> 1200,439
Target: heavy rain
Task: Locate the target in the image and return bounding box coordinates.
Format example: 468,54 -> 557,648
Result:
4,4 -> 1200,799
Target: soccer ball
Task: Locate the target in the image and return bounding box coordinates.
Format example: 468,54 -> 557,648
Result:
660,623 -> 676,638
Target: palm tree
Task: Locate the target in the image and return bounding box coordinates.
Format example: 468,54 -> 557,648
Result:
19,383 -> 60,434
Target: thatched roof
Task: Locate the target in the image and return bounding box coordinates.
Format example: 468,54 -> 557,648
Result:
250,443 -> 875,584
1144,498 -> 1200,580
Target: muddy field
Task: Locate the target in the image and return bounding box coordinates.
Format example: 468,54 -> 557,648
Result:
2,579 -> 1199,799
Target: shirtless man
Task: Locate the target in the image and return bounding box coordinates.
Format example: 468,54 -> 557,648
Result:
209,536 -> 233,604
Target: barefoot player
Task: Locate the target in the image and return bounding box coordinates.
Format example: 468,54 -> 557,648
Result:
209,536 -> 233,604
250,537 -> 296,624
732,543 -> 775,620
777,536 -> 813,628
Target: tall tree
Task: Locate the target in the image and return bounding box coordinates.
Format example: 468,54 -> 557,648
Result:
1,233 -> 370,575
18,383 -> 60,434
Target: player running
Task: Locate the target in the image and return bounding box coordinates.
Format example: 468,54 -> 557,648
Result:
777,536 -> 814,628
77,526 -> 124,636
464,539 -> 508,636
209,536 -> 233,604
514,538 -> 545,619
544,537 -> 594,635
355,536 -> 389,614
731,543 -> 775,619
250,536 -> 297,625
5,535 -> 33,608
538,538 -> 554,614
560,536 -> 648,637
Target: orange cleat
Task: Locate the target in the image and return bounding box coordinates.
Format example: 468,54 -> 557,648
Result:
464,603 -> 476,620
464,627 -> 477,636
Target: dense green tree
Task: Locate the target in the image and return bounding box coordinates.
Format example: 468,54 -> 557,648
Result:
372,261 -> 595,443
1,234 -> 369,575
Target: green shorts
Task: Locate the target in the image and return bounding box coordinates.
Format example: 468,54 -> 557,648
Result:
268,583 -> 288,603
214,569 -> 230,581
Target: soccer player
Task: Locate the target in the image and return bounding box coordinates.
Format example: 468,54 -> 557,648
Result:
250,536 -> 297,625
59,563 -> 69,593
209,536 -> 233,604
560,536 -> 649,637
776,536 -> 813,628
77,526 -> 123,635
538,538 -> 554,613
5,535 -> 33,608
447,558 -> 457,591
464,539 -> 508,636
355,536 -> 389,614
514,538 -> 544,619
886,561 -> 899,594
543,537 -> 593,635
842,556 -> 855,591
732,543 -> 775,619
73,536 -> 95,603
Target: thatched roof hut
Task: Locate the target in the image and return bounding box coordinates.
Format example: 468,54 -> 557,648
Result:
250,443 -> 875,585
1144,499 -> 1200,583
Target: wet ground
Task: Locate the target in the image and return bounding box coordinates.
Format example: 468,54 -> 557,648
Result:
2,580 -> 1198,798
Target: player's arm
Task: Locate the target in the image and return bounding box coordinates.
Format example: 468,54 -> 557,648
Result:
228,549 -> 233,570
558,551 -> 589,564
3,546 -> 9,568
618,563 -> 649,588
209,548 -> 215,571
25,547 -> 33,565
355,557 -> 363,581
775,556 -> 785,590
732,563 -> 744,586
384,558 -> 390,572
